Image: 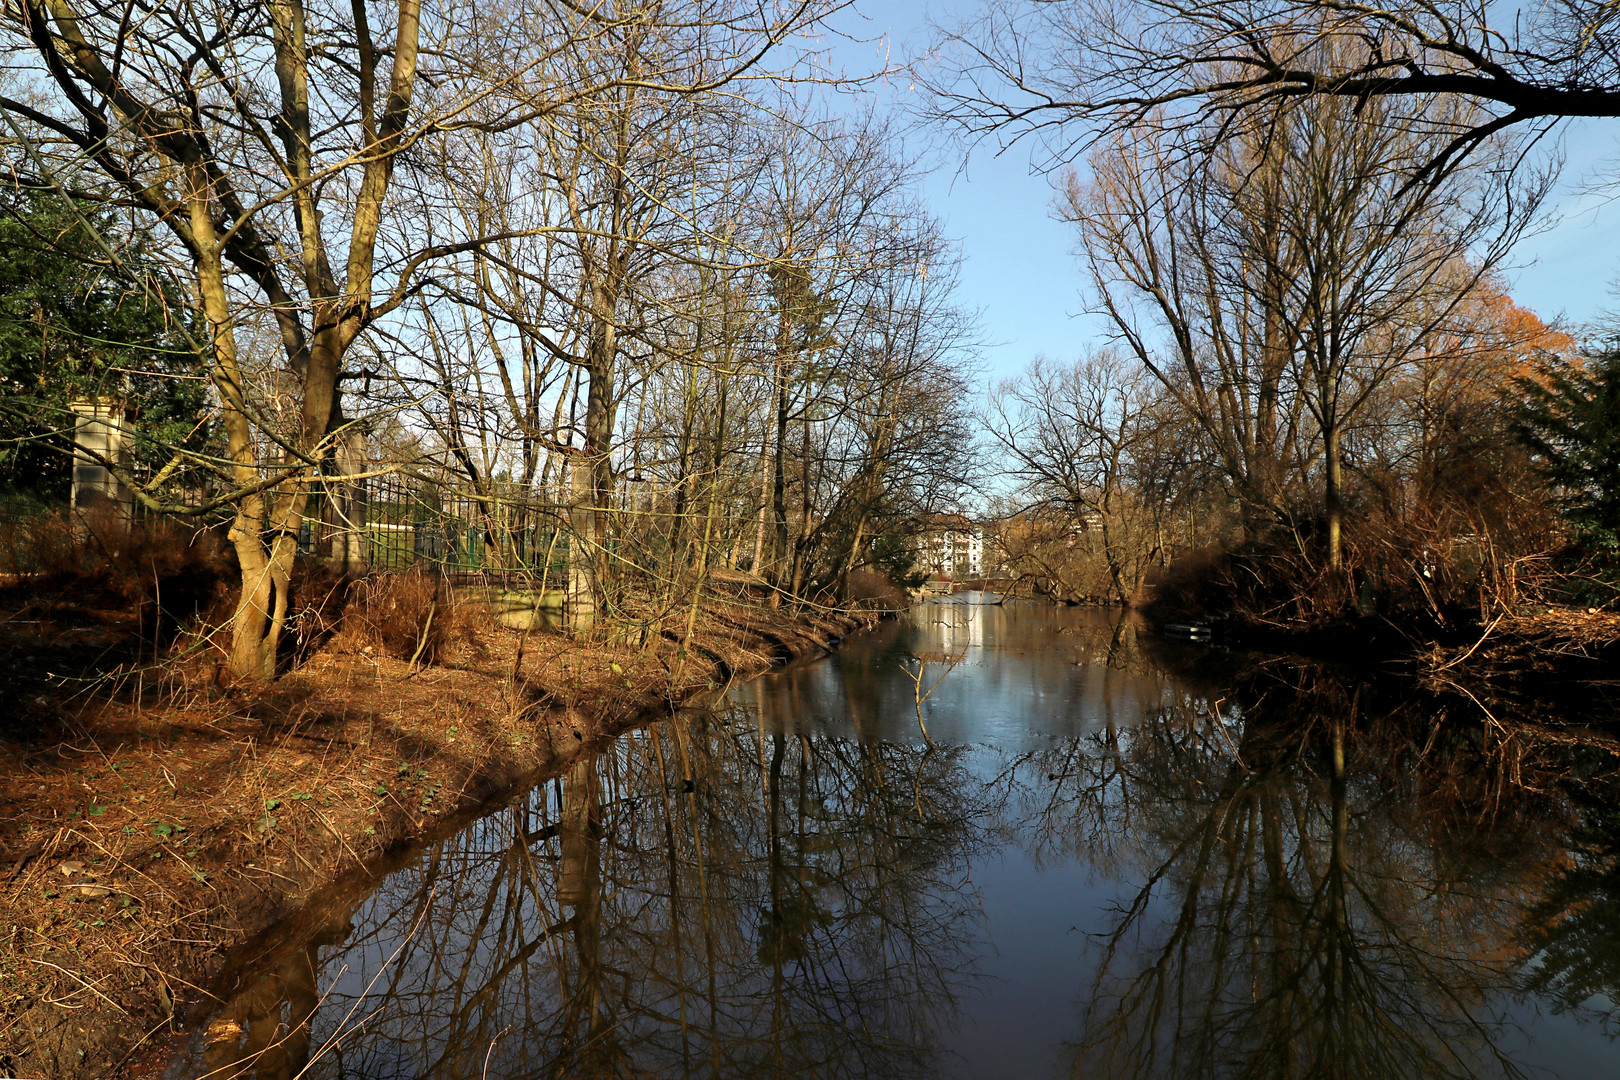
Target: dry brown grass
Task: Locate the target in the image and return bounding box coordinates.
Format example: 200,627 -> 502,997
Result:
1431,605 -> 1620,673
0,510 -> 235,647
324,568 -> 454,664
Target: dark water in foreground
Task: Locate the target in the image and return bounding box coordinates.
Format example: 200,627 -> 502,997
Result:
172,601 -> 1620,1079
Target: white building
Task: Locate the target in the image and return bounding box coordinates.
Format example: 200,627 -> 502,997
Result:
914,513 -> 983,578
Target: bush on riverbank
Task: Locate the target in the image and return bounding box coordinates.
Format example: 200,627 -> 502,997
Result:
843,568 -> 911,612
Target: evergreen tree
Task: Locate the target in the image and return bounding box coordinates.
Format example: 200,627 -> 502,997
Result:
1514,348 -> 1620,554
0,188 -> 206,500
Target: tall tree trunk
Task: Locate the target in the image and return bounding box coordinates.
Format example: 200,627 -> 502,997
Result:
770,357 -> 790,606
191,170 -> 287,682
1324,420 -> 1343,571
750,433 -> 771,574
331,420 -> 368,573
789,414 -> 813,596
837,515 -> 868,599
576,299 -> 617,627
567,455 -> 596,633
1099,514 -> 1130,607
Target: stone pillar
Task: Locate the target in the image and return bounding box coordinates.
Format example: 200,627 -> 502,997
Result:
328,427 -> 368,572
68,397 -> 135,519
566,456 -> 596,633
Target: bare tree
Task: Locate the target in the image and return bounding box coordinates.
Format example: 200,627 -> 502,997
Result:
985,352 -> 1165,604
925,0 -> 1620,175
1066,86 -> 1542,573
1,0 -> 855,670
0,0 -> 506,679
1259,91 -> 1537,568
1065,121 -> 1312,535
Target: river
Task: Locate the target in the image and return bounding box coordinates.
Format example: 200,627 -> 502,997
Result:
170,600 -> 1620,1079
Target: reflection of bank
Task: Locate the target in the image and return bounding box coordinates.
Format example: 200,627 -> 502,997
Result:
554,752 -> 617,1073
176,712 -> 984,1080
200,920 -> 351,1080
172,633 -> 1590,1080
1053,684 -> 1560,1080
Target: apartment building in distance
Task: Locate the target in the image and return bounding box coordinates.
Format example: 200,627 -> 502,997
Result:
912,512 -> 983,579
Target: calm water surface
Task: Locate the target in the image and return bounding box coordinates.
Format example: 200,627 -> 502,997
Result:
172,601 -> 1620,1079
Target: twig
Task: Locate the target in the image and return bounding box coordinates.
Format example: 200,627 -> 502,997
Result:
24,957 -> 132,1018
405,596 -> 438,675
482,1025 -> 512,1079
1432,613 -> 1506,673
1208,698 -> 1249,770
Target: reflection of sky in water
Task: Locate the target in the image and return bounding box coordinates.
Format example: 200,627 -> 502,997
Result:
172,605 -> 1620,1080
747,600 -> 1176,752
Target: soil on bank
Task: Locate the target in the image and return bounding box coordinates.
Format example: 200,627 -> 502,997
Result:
0,573 -> 882,1080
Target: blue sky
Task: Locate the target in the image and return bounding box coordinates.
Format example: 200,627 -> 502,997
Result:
821,2 -> 1620,388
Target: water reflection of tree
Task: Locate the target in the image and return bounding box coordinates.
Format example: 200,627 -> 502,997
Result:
1011,668 -> 1579,1080
1521,770 -> 1620,1036
182,612 -> 1613,1080
191,699 -> 993,1080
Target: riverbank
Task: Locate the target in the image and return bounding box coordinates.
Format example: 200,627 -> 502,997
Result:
1417,607 -> 1620,713
1145,603 -> 1620,721
0,582 -> 881,1079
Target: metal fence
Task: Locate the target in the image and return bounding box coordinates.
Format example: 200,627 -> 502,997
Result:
300,472 -> 571,582
61,447 -> 697,591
